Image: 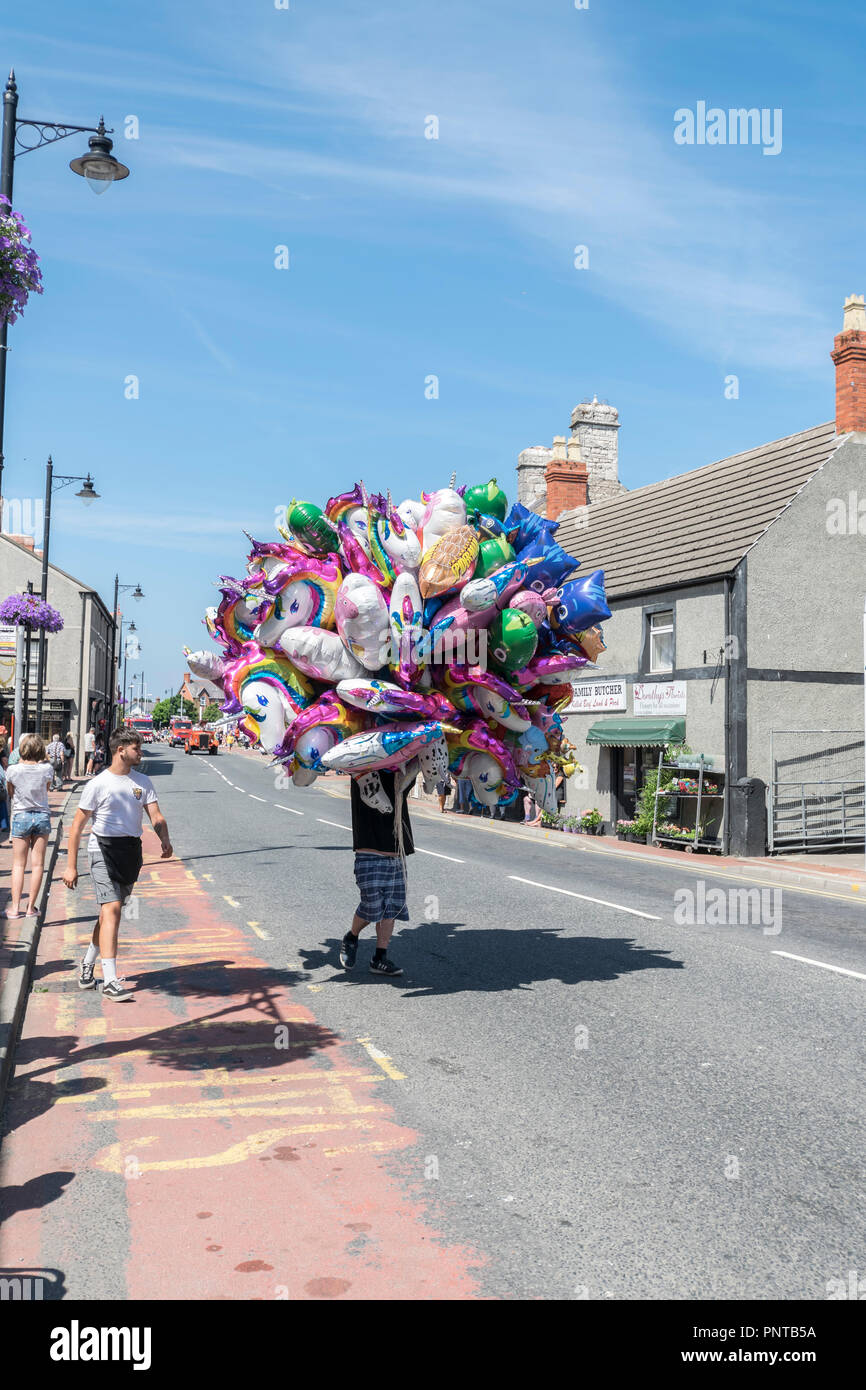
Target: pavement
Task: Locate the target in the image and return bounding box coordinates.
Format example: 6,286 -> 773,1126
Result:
0,745 -> 864,1300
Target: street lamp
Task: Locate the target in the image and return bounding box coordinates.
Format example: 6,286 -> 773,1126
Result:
109,585 -> 143,734
0,70 -> 131,509
34,456 -> 101,732
121,624 -> 138,727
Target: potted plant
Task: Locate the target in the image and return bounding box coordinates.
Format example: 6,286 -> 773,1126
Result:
579,808 -> 603,834
616,818 -> 635,840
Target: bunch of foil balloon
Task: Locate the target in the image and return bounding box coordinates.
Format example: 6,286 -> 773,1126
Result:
184,477 -> 611,814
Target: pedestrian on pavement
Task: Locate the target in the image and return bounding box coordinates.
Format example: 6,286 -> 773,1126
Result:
62,729 -> 173,1003
0,753 -> 9,847
456,775 -> 473,814
436,770 -> 452,813
339,767 -> 415,977
46,731 -> 66,790
5,733 -> 54,918
84,726 -> 96,775
225,731 -> 236,752
92,735 -> 105,772
63,731 -> 75,781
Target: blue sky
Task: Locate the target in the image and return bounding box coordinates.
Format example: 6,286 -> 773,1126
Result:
2,0 -> 863,695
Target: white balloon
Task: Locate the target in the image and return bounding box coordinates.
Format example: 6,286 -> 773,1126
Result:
355,770 -> 393,814
397,498 -> 426,531
270,626 -> 366,683
464,750 -> 503,806
418,487 -> 466,553
334,573 -> 390,671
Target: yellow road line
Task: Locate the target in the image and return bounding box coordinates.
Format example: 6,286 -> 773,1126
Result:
92,1119 -> 383,1173
356,1036 -> 406,1081
223,895 -> 241,908
86,1098 -> 387,1122
248,922 -> 270,939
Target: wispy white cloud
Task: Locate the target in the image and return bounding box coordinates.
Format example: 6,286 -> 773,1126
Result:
156,2 -> 831,376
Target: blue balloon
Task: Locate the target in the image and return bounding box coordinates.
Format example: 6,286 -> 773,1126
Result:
550,569 -> 611,635
503,502 -> 559,553
516,540 -> 579,592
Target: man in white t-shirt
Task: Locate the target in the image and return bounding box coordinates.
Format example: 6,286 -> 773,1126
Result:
63,729 -> 172,1002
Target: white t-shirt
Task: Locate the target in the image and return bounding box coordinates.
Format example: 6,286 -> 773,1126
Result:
84,732 -> 96,753
79,768 -> 158,852
8,761 -> 53,813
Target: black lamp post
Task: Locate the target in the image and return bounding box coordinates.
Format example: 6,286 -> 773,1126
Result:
108,579 -> 143,735
121,621 -> 137,727
0,70 -> 130,510
33,455 -> 100,732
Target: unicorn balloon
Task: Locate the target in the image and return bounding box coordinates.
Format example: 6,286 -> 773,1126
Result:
222,642 -> 314,753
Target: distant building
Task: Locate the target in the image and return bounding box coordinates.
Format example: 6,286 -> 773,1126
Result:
517,295 -> 866,855
0,534 -> 114,769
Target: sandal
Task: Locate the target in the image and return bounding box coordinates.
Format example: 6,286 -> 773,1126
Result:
4,909 -> 23,919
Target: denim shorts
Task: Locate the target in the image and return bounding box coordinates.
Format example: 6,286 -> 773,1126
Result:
11,810 -> 51,839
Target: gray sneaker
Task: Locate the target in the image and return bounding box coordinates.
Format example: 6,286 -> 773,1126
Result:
102,978 -> 134,1002
78,958 -> 97,990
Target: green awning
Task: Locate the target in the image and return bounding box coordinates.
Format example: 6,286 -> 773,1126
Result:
585,717 -> 685,748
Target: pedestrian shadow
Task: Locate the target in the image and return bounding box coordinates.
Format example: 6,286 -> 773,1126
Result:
1,1075 -> 107,1142
311,921 -> 685,997
0,1171 -> 74,1221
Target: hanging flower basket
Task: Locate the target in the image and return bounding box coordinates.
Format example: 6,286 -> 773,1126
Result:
0,197 -> 44,326
0,593 -> 64,631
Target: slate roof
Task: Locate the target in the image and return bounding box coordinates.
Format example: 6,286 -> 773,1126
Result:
554,421 -> 841,599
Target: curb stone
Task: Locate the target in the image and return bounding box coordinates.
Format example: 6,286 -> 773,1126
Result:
0,785 -> 74,1117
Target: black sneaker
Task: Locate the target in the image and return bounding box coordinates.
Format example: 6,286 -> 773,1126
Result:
369,955 -> 403,977
339,933 -> 359,970
102,978 -> 134,1002
78,958 -> 97,990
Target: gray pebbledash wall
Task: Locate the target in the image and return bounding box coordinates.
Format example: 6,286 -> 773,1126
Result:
744,433 -> 865,792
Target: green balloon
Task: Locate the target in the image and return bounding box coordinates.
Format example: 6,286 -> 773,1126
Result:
488,608 -> 538,673
475,535 -> 514,578
288,500 -> 337,555
464,477 -> 508,522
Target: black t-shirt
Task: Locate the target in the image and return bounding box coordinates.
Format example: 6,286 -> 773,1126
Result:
350,769 -> 415,856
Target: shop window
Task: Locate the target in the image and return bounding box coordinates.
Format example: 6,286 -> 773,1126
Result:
648,610 -> 674,673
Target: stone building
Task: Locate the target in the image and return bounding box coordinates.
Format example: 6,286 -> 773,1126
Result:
517,296 -> 866,855
0,533 -> 114,769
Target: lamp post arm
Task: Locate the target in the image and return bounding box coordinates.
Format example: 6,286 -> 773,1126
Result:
13,118 -> 112,157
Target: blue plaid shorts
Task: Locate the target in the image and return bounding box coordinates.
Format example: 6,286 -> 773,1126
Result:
354,853 -> 409,923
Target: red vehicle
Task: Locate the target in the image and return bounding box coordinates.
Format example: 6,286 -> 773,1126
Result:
127,715 -> 154,744
168,716 -> 193,748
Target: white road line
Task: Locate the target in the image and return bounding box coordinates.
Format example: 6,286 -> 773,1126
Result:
248,795 -> 266,803
508,875 -> 662,921
772,951 -> 866,981
275,803 -> 304,816
317,818 -> 350,831
416,847 -> 465,863
224,782 -> 236,788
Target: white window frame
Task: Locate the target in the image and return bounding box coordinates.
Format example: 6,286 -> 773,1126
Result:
648,609 -> 674,674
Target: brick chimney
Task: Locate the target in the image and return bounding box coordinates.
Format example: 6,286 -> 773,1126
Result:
831,294 -> 866,434
5,534 -> 35,550
544,436 -> 588,520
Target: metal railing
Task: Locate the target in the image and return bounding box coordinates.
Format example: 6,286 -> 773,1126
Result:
769,730 -> 865,852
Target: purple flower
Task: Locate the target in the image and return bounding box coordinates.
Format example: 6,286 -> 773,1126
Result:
0,593 -> 64,631
0,201 -> 43,327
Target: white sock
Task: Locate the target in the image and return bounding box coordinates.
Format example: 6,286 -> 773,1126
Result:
102,957 -> 118,983
84,942 -> 98,967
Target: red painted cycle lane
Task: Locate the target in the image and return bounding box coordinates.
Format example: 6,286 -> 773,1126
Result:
0,833 -> 485,1300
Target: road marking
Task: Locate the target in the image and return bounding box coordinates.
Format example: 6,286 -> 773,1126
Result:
223,895 -> 241,908
248,921 -> 271,940
415,847 -> 464,863
276,804 -> 304,816
772,951 -> 866,981
248,794 -> 266,803
508,875 -> 662,921
356,1036 -> 406,1081
318,818 -> 350,831
224,782 -> 236,788
92,1120 -> 384,1173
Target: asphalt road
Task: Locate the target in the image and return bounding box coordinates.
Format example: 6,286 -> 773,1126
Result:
139,744 -> 866,1300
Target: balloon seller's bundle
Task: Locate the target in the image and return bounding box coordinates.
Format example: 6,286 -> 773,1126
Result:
185,478 -> 611,820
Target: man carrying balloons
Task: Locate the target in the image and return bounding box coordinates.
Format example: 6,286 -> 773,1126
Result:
339,768 -> 415,976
